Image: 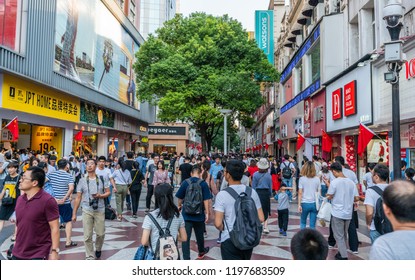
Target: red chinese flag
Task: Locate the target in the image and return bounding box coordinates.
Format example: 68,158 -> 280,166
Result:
277,139 -> 283,147
358,123 -> 376,156
322,130 -> 333,152
74,130 -> 83,141
4,117 -> 19,141
296,133 -> 306,151
265,143 -> 269,149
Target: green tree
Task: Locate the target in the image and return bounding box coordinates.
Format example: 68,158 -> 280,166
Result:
134,13 -> 278,152
211,120 -> 240,153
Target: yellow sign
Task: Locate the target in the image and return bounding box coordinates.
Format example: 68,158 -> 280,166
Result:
2,75 -> 80,123
31,126 -> 63,155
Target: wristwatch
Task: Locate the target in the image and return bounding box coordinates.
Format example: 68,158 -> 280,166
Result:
51,248 -> 60,254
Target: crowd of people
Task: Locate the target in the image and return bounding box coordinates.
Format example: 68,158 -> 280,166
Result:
0,147 -> 414,260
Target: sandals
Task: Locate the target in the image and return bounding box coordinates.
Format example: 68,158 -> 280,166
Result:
65,241 -> 78,248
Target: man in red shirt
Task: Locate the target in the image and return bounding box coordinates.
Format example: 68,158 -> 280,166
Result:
12,166 -> 60,260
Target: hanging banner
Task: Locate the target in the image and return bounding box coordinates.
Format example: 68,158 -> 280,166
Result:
31,126 -> 63,155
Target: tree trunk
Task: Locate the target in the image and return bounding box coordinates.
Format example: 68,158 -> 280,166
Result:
200,128 -> 208,154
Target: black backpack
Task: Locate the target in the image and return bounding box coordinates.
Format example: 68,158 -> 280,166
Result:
224,187 -> 262,250
183,178 -> 203,215
370,186 -> 393,235
97,175 -> 116,220
282,162 -> 292,179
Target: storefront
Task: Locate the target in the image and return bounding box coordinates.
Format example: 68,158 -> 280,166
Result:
0,74 -> 80,156
148,123 -> 189,155
326,62 -> 373,175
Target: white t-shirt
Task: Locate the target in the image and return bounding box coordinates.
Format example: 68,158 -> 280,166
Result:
327,177 -> 358,220
363,172 -> 374,190
329,168 -> 358,184
299,176 -> 320,203
95,167 -> 112,186
370,231 -> 415,260
214,184 -> 262,242
363,183 -> 388,230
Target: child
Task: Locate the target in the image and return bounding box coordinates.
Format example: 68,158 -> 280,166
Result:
274,183 -> 292,236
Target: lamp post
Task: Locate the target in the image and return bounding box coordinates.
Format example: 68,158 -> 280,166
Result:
383,0 -> 405,180
219,109 -> 232,155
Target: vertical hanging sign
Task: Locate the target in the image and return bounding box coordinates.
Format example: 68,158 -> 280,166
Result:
255,10 -> 274,65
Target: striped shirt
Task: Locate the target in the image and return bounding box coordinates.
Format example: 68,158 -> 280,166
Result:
47,170 -> 74,204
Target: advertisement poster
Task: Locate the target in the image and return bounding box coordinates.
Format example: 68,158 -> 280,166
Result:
31,126 -> 63,156
367,139 -> 388,163
54,0 -> 140,109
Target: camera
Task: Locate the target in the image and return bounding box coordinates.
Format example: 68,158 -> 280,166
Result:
89,198 -> 99,210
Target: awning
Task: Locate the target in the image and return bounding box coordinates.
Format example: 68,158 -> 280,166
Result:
297,14 -> 308,25
288,35 -> 297,43
291,23 -> 302,35
308,0 -> 319,6
302,3 -> 314,17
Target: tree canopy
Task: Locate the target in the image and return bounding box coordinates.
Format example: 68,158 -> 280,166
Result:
134,13 -> 279,152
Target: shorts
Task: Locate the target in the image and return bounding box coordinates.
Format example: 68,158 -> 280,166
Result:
59,204 -> 73,223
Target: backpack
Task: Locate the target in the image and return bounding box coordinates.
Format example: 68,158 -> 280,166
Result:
282,162 -> 292,179
370,186 -> 393,235
97,175 -> 116,220
183,178 -> 203,215
224,187 -> 262,250
147,213 -> 180,260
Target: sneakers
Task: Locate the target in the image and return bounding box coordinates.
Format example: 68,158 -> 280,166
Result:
196,247 -> 210,260
204,231 -> 208,238
216,238 -> 221,244
281,231 -> 287,236
95,250 -> 102,259
347,249 -> 359,255
279,229 -> 283,234
263,227 -> 270,234
335,252 -> 348,260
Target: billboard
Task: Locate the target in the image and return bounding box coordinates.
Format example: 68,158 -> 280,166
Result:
54,0 -> 140,109
255,10 -> 274,65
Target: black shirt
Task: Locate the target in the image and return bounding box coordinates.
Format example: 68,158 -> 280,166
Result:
179,163 -> 193,181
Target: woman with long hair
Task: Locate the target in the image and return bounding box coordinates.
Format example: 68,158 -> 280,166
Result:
201,160 -> 216,196
152,160 -> 170,186
141,183 -> 187,259
130,161 -> 145,218
110,160 -> 132,221
252,158 -> 273,234
298,161 -> 320,229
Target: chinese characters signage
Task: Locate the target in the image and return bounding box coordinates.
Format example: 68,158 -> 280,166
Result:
31,126 -> 63,155
344,80 -> 356,116
2,75 -> 80,123
149,126 -> 186,136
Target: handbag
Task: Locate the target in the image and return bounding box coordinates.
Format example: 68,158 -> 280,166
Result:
133,245 -> 155,260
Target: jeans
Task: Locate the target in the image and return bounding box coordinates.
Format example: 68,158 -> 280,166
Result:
370,230 -> 382,244
220,238 -> 253,260
182,220 -> 205,260
82,210 -> 105,260
277,209 -> 289,231
145,185 -> 154,209
300,202 -> 317,229
282,178 -> 293,188
130,187 -> 142,215
321,185 -> 328,197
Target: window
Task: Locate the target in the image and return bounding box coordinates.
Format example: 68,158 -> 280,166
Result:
0,0 -> 26,53
309,41 -> 320,83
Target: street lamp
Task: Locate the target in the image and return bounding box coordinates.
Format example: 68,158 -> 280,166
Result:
383,0 -> 406,180
219,109 -> 232,155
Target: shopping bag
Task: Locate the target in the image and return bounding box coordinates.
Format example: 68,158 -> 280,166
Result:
133,245 -> 155,260
317,198 -> 332,224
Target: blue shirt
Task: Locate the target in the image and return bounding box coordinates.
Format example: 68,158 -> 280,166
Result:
175,177 -> 211,222
210,163 -> 223,182
252,172 -> 272,196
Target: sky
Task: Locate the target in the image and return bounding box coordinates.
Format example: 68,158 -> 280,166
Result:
179,0 -> 271,31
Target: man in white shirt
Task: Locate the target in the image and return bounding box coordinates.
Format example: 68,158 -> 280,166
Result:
96,156 -> 113,203
364,164 -> 390,243
327,162 -> 359,260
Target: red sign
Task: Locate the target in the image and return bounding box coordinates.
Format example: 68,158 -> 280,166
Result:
406,58 -> 415,80
344,80 -> 356,116
401,148 -> 407,158
332,88 -> 342,120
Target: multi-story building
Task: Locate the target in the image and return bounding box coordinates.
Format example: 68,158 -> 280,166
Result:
274,0 -> 415,178
137,0 -> 176,40
0,0 -> 154,157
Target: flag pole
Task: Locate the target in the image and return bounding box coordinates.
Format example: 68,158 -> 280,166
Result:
360,123 -> 387,144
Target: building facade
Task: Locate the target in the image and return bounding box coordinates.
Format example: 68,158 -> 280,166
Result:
0,0 -> 155,157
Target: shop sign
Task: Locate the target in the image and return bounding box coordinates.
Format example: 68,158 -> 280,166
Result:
139,126 -> 147,132
149,126 -> 186,136
409,124 -> 415,147
313,106 -> 324,122
31,126 -> 63,155
2,75 -> 80,123
406,58 -> 415,80
332,88 -> 342,120
304,98 -> 311,137
80,101 -> 114,127
401,149 -> 407,158
141,137 -> 148,143
344,80 -> 356,116
1,130 -> 13,142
